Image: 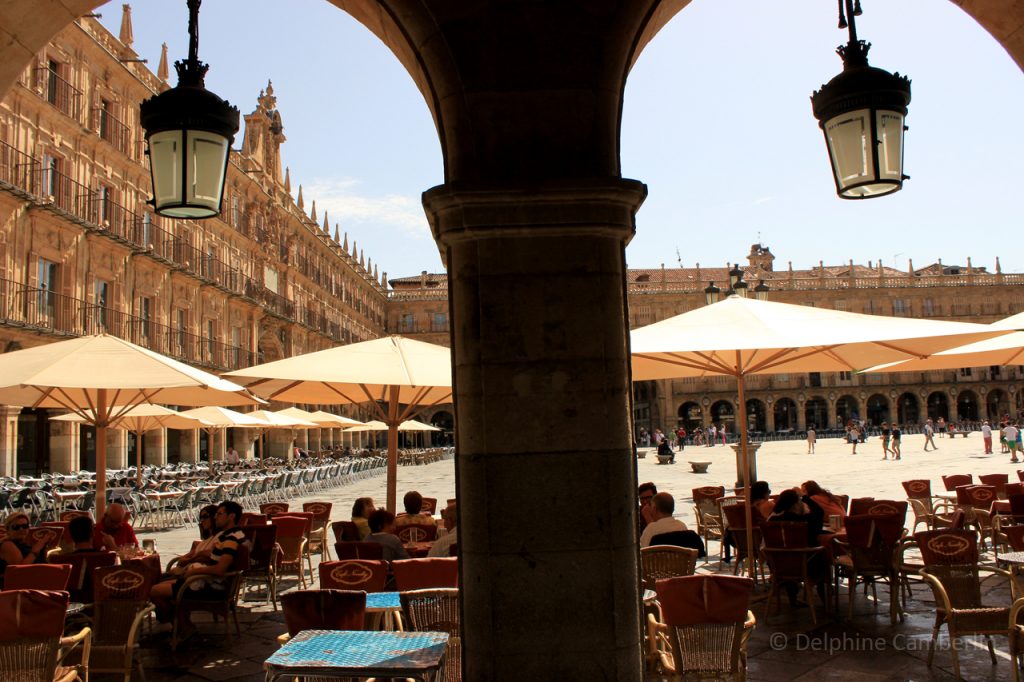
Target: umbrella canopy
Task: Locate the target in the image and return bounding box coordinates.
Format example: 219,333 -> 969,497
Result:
249,410 -> 318,428
275,407 -> 363,428
0,334 -> 258,517
990,311 -> 1024,331
630,296 -> 1005,577
398,419 -> 441,431
340,419 -> 389,433
631,296 -> 1005,380
179,406 -> 271,427
52,405 -> 211,483
863,331 -> 1024,373
225,335 -> 453,512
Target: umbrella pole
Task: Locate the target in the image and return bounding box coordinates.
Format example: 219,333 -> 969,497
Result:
136,429 -> 143,486
95,389 -> 108,520
387,385 -> 400,513
735,355 -> 755,581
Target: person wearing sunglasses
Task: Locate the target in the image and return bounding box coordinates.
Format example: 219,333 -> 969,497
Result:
165,505 -> 219,577
0,512 -> 52,586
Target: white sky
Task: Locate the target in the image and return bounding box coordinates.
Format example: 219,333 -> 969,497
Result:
103,0 -> 1024,280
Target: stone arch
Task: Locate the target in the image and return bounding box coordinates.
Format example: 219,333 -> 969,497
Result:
257,326 -> 286,364
774,397 -> 797,431
429,409 -> 454,446
927,391 -> 950,421
677,401 -> 702,432
710,399 -> 734,430
836,394 -> 859,426
898,392 -> 920,425
745,399 -> 766,433
987,389 -> 1009,419
804,396 -> 828,430
956,390 -> 980,422
866,393 -> 890,426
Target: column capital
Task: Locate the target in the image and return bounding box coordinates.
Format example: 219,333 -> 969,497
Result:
423,178 -> 647,250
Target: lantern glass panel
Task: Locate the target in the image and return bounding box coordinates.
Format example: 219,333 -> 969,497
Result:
876,110 -> 905,182
148,130 -> 182,208
824,108 -> 873,192
188,129 -> 230,211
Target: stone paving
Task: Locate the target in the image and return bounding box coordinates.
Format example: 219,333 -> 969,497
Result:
128,433 -> 1022,681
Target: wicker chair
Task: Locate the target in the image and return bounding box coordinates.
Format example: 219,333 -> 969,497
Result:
419,497 -> 438,515
392,558 -> 458,591
760,521 -> 829,624
278,589 -> 366,644
271,515 -> 311,588
400,588 -> 460,682
318,560 -> 388,592
301,502 -> 334,562
721,504 -> 765,583
920,563 -> 1016,681
979,473 -> 1009,498
942,474 -> 974,491
640,546 -> 697,591
259,502 -> 289,518
691,486 -> 726,561
3,564 -> 72,591
87,565 -> 154,682
331,520 -> 361,543
0,589 -> 91,682
647,575 -> 755,681
834,513 -> 904,624
171,545 -> 249,651
52,551 -> 118,603
241,524 -> 279,609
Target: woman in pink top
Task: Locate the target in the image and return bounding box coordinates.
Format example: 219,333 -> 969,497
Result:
801,480 -> 846,520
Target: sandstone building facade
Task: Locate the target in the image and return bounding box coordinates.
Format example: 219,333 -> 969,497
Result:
0,10 -> 387,475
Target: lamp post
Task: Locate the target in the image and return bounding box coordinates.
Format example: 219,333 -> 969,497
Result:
754,279 -> 770,301
704,281 -> 721,305
811,0 -> 911,199
140,0 -> 239,219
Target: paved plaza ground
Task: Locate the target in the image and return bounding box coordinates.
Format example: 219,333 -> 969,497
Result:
132,433 -> 1020,681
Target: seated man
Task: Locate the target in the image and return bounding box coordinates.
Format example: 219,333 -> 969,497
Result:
639,492 -> 688,548
93,502 -> 139,550
365,510 -> 410,561
149,501 -> 246,639
394,491 -> 433,528
65,515 -> 106,554
428,504 -> 458,557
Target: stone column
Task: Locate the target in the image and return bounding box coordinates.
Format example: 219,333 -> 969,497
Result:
209,429 -> 225,462
178,429 -> 199,464
267,429 -> 294,460
796,401 -> 807,431
143,428 -> 166,466
49,419 -> 79,474
106,429 -> 127,470
0,406 -> 21,477
765,402 -> 775,432
233,428 -> 257,460
425,179 -> 646,679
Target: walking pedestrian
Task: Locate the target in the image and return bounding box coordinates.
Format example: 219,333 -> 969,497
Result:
937,416 -> 946,438
891,423 -> 902,460
806,425 -> 816,454
1005,421 -> 1020,464
880,421 -> 891,459
982,420 -> 993,454
848,422 -> 860,455
923,419 -> 938,451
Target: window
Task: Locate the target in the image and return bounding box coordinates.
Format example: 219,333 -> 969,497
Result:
959,367 -> 972,377
139,296 -> 152,341
230,195 -> 241,227
231,326 -> 241,367
430,312 -> 448,333
922,298 -> 936,316
207,319 -> 217,360
398,313 -> 415,333
99,98 -> 112,139
46,60 -> 60,105
175,308 -> 187,353
141,211 -> 153,247
37,257 -> 58,318
864,299 -> 878,314
838,371 -> 852,381
834,300 -> 848,311
97,184 -> 113,225
264,265 -> 278,293
41,153 -> 61,199
893,298 -> 910,316
95,279 -> 109,329
809,372 -> 822,387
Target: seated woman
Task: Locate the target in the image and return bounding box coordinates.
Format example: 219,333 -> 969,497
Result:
351,497 -> 375,540
0,513 -> 53,586
166,505 -> 220,576
801,480 -> 846,522
365,510 -> 410,561
722,481 -> 771,563
769,489 -> 826,608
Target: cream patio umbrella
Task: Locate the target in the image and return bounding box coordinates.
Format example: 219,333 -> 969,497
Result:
0,334 -> 257,517
862,332 -> 1024,373
52,405 -> 212,484
631,295 -> 1005,576
179,406 -> 272,461
248,409 -> 319,460
990,312 -> 1024,331
225,335 -> 453,512
274,407 -> 364,453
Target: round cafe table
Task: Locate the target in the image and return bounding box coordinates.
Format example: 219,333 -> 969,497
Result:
404,542 -> 434,558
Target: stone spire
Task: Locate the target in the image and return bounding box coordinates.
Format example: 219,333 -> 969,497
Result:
296,185 -> 304,211
119,4 -> 134,47
323,212 -> 329,234
374,264 -> 379,280
283,167 -> 291,193
997,256 -> 1003,274
368,258 -> 373,275
352,240 -> 357,259
334,225 -> 340,243
360,250 -> 365,268
310,200 -> 317,223
908,258 -> 914,275
157,43 -> 169,81
381,271 -> 387,287
342,232 -> 348,251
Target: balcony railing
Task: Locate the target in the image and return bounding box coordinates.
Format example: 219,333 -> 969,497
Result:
36,67 -> 82,120
93,107 -> 131,155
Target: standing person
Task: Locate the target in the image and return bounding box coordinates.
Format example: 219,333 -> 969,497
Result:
675,426 -> 686,451
1004,421 -> 1020,464
923,419 -> 938,451
848,422 -> 860,455
880,421 -> 891,459
708,424 -> 717,447
982,420 -> 993,454
937,416 -> 946,438
891,423 -> 902,460
719,423 -> 728,445
225,447 -> 240,465
806,425 -> 816,454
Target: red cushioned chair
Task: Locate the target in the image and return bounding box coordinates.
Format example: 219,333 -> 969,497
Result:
391,557 -> 458,591
2,564 -> 72,591
318,560 -> 388,592
279,589 -> 366,642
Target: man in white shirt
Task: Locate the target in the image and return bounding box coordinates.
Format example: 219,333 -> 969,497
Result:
1005,422 -> 1021,464
639,492 -> 688,548
428,503 -> 458,557
982,420 -> 993,454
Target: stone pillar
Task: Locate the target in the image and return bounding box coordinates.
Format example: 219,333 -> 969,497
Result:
143,428 -> 166,466
829,399 -> 839,430
765,403 -> 775,432
49,419 -> 79,474
267,429 -> 294,460
107,429 -> 127,470
178,429 -> 199,464
425,180 -> 646,679
0,406 -> 21,477
233,428 -> 257,460
209,429 -> 225,462
796,401 -> 807,431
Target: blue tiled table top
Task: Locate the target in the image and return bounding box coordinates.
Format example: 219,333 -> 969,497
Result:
365,591 -> 400,610
265,629 -> 448,678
